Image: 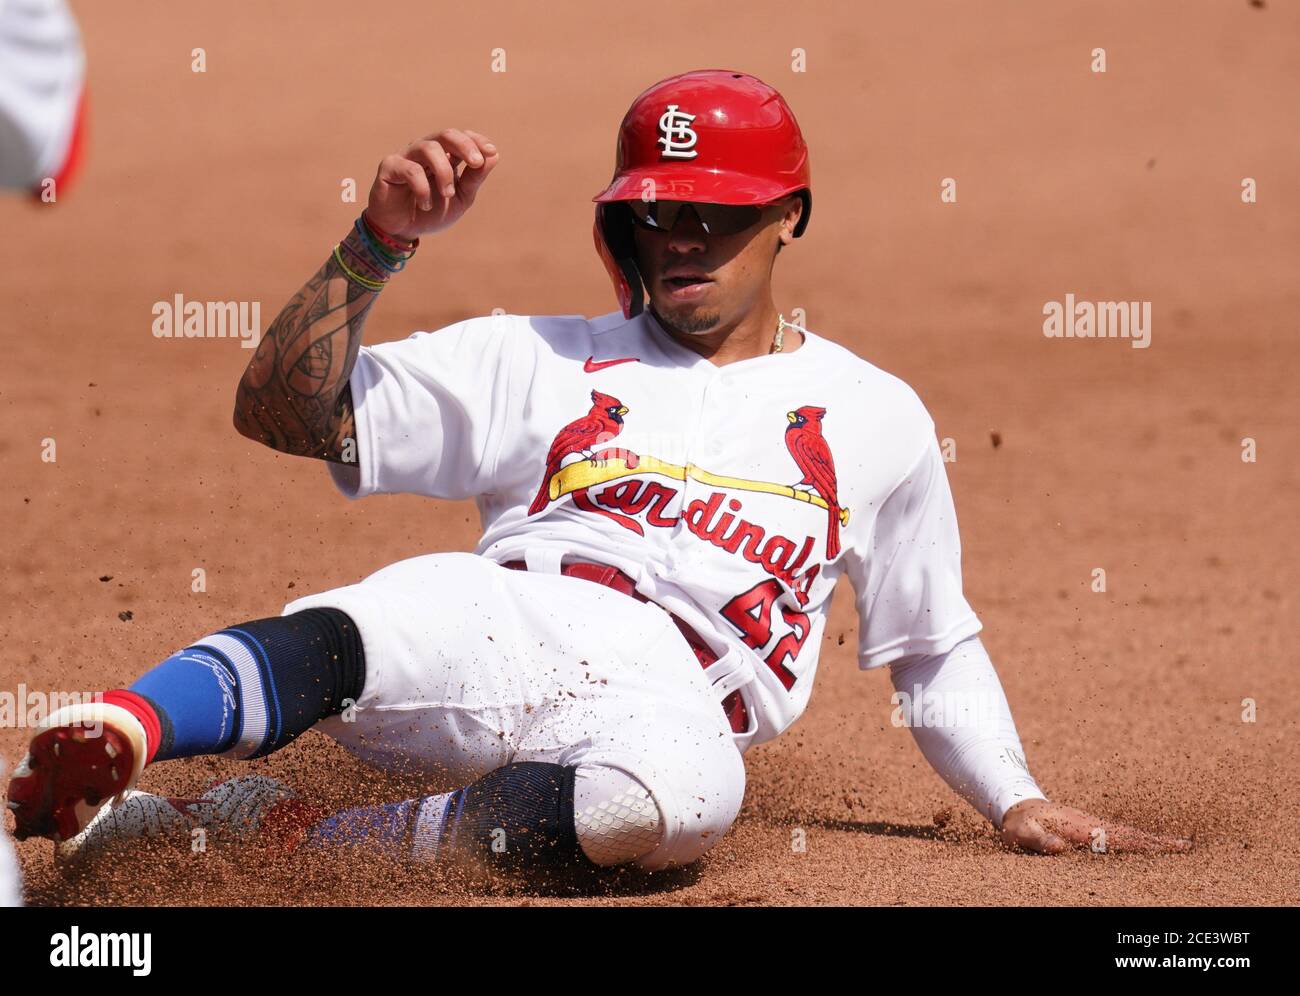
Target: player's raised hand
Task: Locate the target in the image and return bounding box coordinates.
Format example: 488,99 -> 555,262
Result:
366,128 -> 500,241
1000,799 -> 1193,855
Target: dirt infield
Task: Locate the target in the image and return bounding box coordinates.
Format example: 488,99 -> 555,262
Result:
3,0 -> 1297,905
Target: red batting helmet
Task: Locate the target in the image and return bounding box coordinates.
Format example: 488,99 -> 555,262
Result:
592,69 -> 812,318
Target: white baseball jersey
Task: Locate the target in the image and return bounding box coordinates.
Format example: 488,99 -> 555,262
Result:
329,309 -> 982,748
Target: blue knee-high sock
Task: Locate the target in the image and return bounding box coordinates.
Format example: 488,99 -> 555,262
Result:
127,608 -> 365,762
305,799 -> 420,857
303,763 -> 592,872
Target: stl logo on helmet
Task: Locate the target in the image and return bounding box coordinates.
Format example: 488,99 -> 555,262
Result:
657,104 -> 698,159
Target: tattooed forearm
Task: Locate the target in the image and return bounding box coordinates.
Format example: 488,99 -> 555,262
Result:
233,234 -> 381,464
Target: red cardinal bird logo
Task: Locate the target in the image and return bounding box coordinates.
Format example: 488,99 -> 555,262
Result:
528,390 -> 629,515
784,405 -> 843,559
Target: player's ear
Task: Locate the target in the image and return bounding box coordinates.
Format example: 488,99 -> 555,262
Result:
777,195 -> 802,246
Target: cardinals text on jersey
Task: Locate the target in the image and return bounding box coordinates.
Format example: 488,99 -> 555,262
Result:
327,309 -> 981,747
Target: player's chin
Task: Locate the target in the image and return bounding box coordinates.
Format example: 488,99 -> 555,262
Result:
650,290 -> 721,335
656,306 -> 722,336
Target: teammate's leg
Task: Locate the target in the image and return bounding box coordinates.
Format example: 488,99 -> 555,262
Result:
0,0 -> 87,195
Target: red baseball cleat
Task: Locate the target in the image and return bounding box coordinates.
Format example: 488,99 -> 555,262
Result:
5,703 -> 149,843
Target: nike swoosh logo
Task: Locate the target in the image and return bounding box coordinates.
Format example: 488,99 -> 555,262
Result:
584,355 -> 640,372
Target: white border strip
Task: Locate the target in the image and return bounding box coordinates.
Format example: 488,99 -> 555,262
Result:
198,633 -> 268,759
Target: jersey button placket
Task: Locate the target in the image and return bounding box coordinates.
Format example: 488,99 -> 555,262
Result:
673,372 -> 728,571
692,373 -> 732,480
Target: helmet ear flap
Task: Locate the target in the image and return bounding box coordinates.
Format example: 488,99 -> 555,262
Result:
593,203 -> 644,318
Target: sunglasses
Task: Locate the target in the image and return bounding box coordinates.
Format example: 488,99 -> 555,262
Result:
626,199 -> 773,236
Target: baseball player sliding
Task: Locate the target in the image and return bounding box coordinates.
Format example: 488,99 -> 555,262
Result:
6,71 -> 1190,881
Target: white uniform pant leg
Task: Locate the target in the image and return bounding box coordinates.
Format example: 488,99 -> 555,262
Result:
283,552 -> 745,869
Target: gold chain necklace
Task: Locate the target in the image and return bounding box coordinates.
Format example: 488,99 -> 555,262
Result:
772,313 -> 787,353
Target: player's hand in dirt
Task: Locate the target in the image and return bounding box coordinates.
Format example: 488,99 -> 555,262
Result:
1000,799 -> 1193,855
365,129 -> 499,242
